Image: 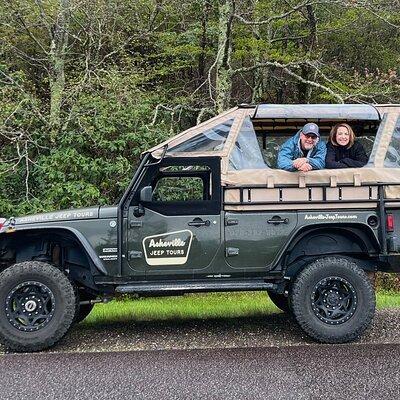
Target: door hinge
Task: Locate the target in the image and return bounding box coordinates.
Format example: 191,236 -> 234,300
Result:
226,247 -> 239,257
130,220 -> 143,228
129,251 -> 143,260
225,218 -> 238,226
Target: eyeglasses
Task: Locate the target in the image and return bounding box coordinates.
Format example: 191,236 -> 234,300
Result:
302,133 -> 318,140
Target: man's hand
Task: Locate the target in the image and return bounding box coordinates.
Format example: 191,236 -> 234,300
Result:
292,158 -> 308,169
298,162 -> 313,172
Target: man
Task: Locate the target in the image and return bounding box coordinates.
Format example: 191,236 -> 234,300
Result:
277,122 -> 326,172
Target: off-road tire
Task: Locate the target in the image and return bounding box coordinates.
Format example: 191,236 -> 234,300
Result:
267,290 -> 291,313
290,257 -> 375,343
0,261 -> 76,352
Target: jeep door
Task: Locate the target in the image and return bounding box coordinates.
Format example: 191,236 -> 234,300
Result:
224,210 -> 298,272
124,157 -> 221,279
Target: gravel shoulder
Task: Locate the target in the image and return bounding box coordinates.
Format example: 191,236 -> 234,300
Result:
1,309 -> 399,354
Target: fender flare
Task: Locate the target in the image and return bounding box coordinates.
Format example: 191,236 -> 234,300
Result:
276,223 -> 380,275
3,225 -> 107,275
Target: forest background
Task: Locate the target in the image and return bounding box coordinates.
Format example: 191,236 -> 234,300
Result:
1,0 -> 400,217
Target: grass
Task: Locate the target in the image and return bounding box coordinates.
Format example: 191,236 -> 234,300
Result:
83,291 -> 400,325
376,291 -> 400,308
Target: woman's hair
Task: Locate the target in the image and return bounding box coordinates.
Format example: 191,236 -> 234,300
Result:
329,123 -> 355,148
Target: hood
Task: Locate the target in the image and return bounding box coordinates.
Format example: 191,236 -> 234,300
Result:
13,207 -> 100,225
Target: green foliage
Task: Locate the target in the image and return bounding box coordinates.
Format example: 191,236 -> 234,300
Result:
1,0 -> 400,216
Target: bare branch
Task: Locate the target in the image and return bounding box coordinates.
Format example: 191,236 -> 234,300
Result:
0,71 -> 49,126
354,1 -> 400,29
9,6 -> 49,55
232,61 -> 344,102
234,0 -> 341,26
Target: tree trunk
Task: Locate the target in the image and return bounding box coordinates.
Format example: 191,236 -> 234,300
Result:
198,1 -> 211,84
298,5 -> 317,103
49,0 -> 70,143
215,0 -> 235,113
251,0 -> 262,103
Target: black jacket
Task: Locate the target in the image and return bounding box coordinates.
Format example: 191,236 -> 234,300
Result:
325,141 -> 368,169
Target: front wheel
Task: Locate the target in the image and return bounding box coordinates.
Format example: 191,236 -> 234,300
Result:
0,261 -> 76,352
290,257 -> 375,343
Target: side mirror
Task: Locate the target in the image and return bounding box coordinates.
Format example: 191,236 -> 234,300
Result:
140,186 -> 153,202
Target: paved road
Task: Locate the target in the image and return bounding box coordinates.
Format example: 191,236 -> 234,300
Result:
1,344 -> 400,400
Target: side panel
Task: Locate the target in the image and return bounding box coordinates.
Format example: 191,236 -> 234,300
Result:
224,211 -> 298,270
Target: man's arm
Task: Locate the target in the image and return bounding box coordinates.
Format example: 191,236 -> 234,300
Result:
277,140 -> 296,171
308,141 -> 327,170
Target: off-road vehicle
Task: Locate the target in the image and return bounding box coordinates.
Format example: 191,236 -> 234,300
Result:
1,103 -> 400,352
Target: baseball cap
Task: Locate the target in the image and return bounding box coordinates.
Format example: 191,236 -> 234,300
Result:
302,122 -> 320,137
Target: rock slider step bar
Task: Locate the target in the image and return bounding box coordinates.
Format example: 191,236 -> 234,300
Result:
115,281 -> 277,294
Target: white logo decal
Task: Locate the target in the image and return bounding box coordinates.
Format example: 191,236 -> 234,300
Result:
103,248 -> 117,253
304,213 -> 358,221
142,230 -> 193,266
99,255 -> 118,261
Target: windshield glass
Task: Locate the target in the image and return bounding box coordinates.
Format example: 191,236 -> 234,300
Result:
168,119 -> 234,153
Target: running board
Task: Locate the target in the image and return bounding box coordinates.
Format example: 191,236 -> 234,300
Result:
115,281 -> 277,294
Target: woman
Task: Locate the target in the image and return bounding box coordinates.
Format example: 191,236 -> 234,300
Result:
325,123 -> 368,168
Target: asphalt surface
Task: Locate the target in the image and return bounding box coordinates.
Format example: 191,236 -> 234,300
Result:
1,344 -> 400,399
2,310 -> 400,399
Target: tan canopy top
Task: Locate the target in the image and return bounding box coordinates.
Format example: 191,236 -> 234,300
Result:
144,104 -> 400,188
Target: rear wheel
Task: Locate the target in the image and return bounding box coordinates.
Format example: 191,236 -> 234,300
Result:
0,261 -> 76,352
290,257 -> 375,343
267,290 -> 291,313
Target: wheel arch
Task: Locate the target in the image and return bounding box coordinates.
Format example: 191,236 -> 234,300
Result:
0,226 -> 106,290
281,224 -> 380,278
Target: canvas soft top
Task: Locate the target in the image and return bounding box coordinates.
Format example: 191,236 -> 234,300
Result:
253,104 -> 381,120
144,104 -> 400,199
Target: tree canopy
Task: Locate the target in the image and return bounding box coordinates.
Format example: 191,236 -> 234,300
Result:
1,0 -> 400,216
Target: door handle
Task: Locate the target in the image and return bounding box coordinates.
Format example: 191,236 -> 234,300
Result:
188,218 -> 210,227
267,216 -> 289,225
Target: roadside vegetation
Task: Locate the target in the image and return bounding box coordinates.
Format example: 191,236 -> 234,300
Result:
83,289 -> 400,325
2,1 -> 400,218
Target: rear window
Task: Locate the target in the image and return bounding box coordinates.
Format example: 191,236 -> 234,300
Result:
384,116 -> 400,167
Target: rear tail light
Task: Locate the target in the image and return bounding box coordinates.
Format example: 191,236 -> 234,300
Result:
387,214 -> 394,232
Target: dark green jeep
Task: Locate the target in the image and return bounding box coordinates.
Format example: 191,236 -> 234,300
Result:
1,103 -> 400,352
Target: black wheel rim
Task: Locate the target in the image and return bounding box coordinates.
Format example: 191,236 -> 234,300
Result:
5,281 -> 56,332
311,276 -> 357,325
